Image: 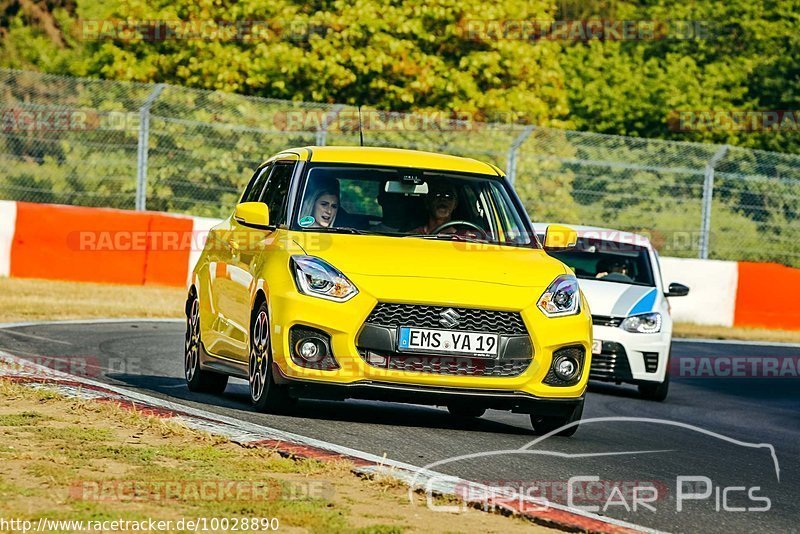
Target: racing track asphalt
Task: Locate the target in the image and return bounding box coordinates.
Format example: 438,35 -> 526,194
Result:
0,320 -> 797,534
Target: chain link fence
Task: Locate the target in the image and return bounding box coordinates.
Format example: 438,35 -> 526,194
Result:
1,68 -> 798,266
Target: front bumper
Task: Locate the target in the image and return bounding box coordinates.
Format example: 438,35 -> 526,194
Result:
273,365 -> 584,415
269,276 -> 592,401
590,324 -> 671,384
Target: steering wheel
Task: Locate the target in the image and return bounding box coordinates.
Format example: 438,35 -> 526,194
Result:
429,220 -> 488,240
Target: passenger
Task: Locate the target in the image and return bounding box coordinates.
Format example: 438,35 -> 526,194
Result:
300,179 -> 339,228
412,182 -> 458,234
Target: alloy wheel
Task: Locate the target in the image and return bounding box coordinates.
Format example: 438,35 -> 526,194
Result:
249,310 -> 270,402
184,296 -> 200,381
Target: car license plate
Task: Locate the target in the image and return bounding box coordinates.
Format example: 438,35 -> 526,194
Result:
398,327 -> 499,356
592,339 -> 602,355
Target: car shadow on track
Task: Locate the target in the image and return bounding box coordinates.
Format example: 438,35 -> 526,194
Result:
107,373 -> 535,435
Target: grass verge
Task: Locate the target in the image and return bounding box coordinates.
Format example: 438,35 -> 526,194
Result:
0,277 -> 185,322
0,379 -> 547,533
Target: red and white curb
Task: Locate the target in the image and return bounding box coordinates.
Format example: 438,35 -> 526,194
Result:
0,350 -> 658,534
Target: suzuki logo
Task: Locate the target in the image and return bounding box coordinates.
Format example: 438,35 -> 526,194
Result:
439,308 -> 461,328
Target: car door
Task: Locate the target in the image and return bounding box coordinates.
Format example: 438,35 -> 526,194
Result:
224,159 -> 296,361
204,163 -> 272,359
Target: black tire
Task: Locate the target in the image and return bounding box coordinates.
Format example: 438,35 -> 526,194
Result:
249,301 -> 295,414
530,398 -> 584,437
185,290 -> 228,394
638,370 -> 670,402
447,405 -> 487,418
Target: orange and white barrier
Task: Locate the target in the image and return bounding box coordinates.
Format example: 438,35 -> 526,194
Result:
0,201 -> 798,330
1,201 -> 209,288
0,200 -> 16,277
661,258 -> 800,330
735,262 -> 800,331
659,257 -> 738,327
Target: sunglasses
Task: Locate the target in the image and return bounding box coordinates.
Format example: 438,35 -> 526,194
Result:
432,192 -> 455,200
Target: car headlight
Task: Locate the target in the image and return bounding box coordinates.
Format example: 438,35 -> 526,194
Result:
290,255 -> 358,302
537,275 -> 580,317
621,312 -> 662,333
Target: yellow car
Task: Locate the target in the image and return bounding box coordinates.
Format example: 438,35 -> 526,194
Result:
185,147 -> 591,435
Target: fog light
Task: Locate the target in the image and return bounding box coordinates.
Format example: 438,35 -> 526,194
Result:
554,356 -> 579,381
544,345 -> 584,386
300,341 -> 318,358
289,325 -> 339,370
295,338 -> 324,363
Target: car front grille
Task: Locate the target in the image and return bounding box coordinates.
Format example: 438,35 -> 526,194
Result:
365,303 -> 527,335
589,342 -> 633,381
359,350 -> 531,377
592,315 -> 623,327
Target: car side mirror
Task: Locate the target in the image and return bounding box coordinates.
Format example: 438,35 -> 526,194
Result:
543,224 -> 578,251
665,282 -> 690,297
234,202 -> 270,228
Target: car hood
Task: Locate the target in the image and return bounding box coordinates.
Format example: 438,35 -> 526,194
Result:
577,278 -> 660,317
289,232 -> 566,288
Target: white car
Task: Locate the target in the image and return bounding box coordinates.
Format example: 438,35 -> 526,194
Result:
535,224 -> 689,401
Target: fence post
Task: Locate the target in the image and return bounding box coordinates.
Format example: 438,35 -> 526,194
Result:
506,125 -> 535,185
699,144 -> 729,259
316,104 -> 345,146
135,84 -> 166,211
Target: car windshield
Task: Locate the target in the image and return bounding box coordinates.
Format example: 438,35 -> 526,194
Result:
545,237 -> 655,286
292,164 -> 536,248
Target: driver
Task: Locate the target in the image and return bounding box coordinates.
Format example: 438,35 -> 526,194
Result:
596,258 -> 634,282
412,181 -> 458,234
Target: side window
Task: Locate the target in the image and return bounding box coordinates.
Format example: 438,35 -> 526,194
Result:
259,161 -> 295,226
489,182 -> 530,245
241,164 -> 272,203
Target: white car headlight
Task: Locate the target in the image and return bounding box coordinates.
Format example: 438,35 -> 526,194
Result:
537,275 -> 580,317
290,255 -> 358,302
621,312 -> 662,333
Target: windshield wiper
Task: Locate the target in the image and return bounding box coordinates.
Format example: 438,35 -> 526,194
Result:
405,233 -> 489,244
306,226 -> 368,235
